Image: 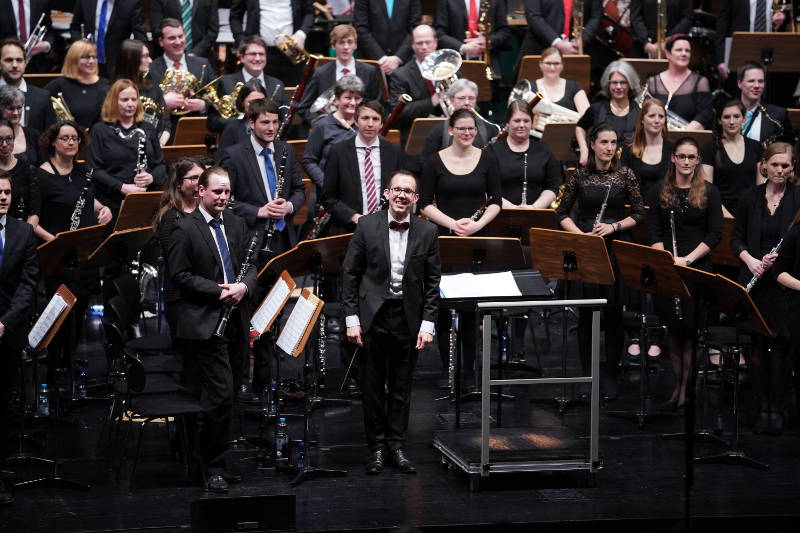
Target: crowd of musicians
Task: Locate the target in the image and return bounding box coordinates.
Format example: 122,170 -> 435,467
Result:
2,0 -> 800,500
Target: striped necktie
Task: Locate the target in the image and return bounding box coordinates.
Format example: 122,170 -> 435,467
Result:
754,0 -> 768,32
362,146 -> 378,213
181,0 -> 193,50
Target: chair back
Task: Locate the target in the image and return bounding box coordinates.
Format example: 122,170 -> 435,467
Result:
123,351 -> 147,393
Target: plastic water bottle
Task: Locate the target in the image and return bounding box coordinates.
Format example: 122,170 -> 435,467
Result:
297,440 -> 305,470
76,360 -> 88,399
38,384 -> 50,417
275,417 -> 288,459
268,380 -> 277,416
500,327 -> 509,362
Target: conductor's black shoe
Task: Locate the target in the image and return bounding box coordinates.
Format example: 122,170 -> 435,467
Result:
391,449 -> 417,474
205,474 -> 229,493
365,448 -> 385,475
0,480 -> 13,506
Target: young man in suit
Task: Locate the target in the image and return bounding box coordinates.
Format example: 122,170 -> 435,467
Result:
150,0 -> 220,59
716,0 -> 787,80
297,24 -> 382,124
167,166 -> 257,493
434,0 -> 510,64
207,35 -> 285,134
519,0 -> 602,56
1,0 -> 53,73
0,39 -> 54,133
738,61 -> 794,144
353,0 -> 421,75
69,0 -> 148,77
342,170 -> 440,474
0,172 -> 40,504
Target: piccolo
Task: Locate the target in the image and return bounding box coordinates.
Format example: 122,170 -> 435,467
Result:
746,238 -> 784,293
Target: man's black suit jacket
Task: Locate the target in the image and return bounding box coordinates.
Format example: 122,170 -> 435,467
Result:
353,0 -> 421,62
167,208 -> 258,341
520,0 -> 603,55
70,0 -> 147,77
217,138 -> 306,245
629,0 -> 693,47
0,216 -> 39,349
342,212 -> 440,335
755,103 -> 794,144
434,0 -> 510,52
0,0 -> 54,72
229,0 -> 314,45
297,60 -> 382,121
715,0 -> 751,65
206,70 -> 285,133
388,60 -> 442,141
149,54 -> 216,90
150,0 -> 220,58
320,137 -> 402,234
24,84 -> 55,133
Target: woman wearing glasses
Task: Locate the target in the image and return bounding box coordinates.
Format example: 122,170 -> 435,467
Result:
35,120 -> 112,242
647,137 -> 722,412
45,40 -> 111,130
530,47 -> 590,115
557,123 -> 645,401
0,86 -> 44,165
0,118 -> 39,226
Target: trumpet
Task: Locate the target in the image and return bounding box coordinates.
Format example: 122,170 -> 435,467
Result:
24,13 -> 47,61
51,92 -> 75,122
276,32 -> 309,64
420,49 -> 462,116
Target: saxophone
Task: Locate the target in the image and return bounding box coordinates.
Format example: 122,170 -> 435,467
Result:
670,210 -> 683,320
477,0 -> 500,80
759,105 -> 785,147
70,168 -> 93,230
261,146 -> 288,254
521,152 -> 529,205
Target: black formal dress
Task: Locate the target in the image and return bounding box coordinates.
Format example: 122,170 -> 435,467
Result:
150,0 -> 220,58
532,79 -> 583,111
296,61 -> 382,123
577,100 -> 637,146
6,157 -> 40,221
36,161 -> 98,235
620,140 -> 674,199
44,76 -> 111,130
700,137 -> 763,216
519,0 -> 603,56
301,114 -> 357,190
645,73 -> 713,129
490,138 -> 561,205
206,70 -> 285,133
23,84 -> 56,134
15,126 -> 43,166
418,120 -> 491,174
629,0 -> 693,50
341,211 -> 440,453
353,0 -> 421,62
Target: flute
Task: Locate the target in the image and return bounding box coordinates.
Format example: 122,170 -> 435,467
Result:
594,183 -> 612,226
746,238 -> 784,292
670,210 -> 683,320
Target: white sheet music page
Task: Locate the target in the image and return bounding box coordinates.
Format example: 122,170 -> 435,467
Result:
251,278 -> 290,333
28,294 -> 68,349
276,296 -> 317,355
439,271 -> 522,298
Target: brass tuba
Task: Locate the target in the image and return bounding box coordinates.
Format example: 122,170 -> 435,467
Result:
51,92 -> 75,121
276,32 -> 309,64
420,49 -> 462,116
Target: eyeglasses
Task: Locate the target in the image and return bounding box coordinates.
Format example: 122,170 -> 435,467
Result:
0,136 -> 14,144
452,126 -> 476,133
389,187 -> 417,196
243,51 -> 266,57
5,106 -> 22,112
541,61 -> 563,67
182,175 -> 201,182
452,95 -> 476,102
674,154 -> 698,161
79,55 -> 98,61
57,136 -> 81,144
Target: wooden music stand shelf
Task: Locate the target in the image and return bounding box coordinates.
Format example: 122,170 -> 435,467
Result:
518,55 -> 591,94
163,144 -> 208,164
405,117 -> 446,155
174,117 -> 214,145
729,32 -> 800,72
621,58 -> 668,84
114,192 -> 162,232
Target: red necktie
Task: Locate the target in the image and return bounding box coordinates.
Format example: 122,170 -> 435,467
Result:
425,79 -> 435,96
173,61 -> 181,69
562,0 -> 573,38
468,0 -> 478,39
363,147 -> 378,214
18,0 -> 28,42
342,67 -> 350,75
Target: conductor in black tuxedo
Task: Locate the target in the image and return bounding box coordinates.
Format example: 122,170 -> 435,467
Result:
0,39 -> 55,134
167,166 -> 257,493
150,0 -> 220,59
519,0 -> 603,56
0,0 -> 53,73
342,170 -> 440,475
0,172 -> 39,504
70,0 -> 148,78
353,0 -> 421,75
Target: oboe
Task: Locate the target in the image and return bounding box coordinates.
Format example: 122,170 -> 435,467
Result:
670,210 -> 683,320
746,237 -> 784,292
594,183 -> 612,226
213,228 -> 260,338
520,152 -> 529,205
70,168 -> 94,230
261,146 -> 288,253
470,197 -> 494,221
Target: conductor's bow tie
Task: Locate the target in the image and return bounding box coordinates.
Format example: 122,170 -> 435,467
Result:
389,220 -> 410,231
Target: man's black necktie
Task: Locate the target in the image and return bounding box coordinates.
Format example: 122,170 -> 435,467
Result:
209,218 -> 236,282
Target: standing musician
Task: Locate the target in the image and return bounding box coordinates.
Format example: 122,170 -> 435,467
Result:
620,97 -> 673,199
434,0 -> 510,64
519,0 -> 603,56
731,142 -> 800,435
150,0 -> 220,60
775,210 -> 800,428
87,79 -> 166,214
646,137 -> 722,412
167,166 -> 257,493
715,0 -> 787,80
629,0 -> 693,59
0,118 -> 39,228
0,85 -> 43,165
0,0 -> 53,73
0,39 -> 55,134
0,170 -> 39,506
217,79 -> 268,154
343,170 -> 441,475
557,123 -> 645,400
353,0 -> 421,74
737,61 -> 793,145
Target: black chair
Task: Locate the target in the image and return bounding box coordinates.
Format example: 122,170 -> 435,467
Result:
105,295 -> 173,355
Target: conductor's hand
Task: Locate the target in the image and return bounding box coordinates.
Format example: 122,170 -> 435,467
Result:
347,325 -> 363,346
266,198 -> 291,219
219,282 -> 247,305
416,331 -> 433,350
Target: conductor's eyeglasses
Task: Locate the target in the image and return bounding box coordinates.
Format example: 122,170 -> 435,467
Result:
389,187 -> 416,196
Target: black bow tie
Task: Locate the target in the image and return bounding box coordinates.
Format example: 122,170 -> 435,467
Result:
389,220 -> 410,231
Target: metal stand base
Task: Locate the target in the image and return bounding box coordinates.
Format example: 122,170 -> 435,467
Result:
663,429 -> 731,448
694,449 -> 769,470
290,465 -> 347,487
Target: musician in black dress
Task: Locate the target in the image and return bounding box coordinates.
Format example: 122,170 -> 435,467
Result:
217,79 -> 267,155
490,100 -> 561,209
44,40 -> 111,130
644,35 -> 712,130
0,119 -> 39,228
557,123 -> 645,399
0,85 -> 43,165
620,98 -> 674,199
732,142 -> 800,435
153,156 -> 203,334
87,79 -> 166,214
35,120 -> 112,241
420,108 -> 501,385
701,99 -> 763,217
647,137 -> 722,411
775,211 -> 800,426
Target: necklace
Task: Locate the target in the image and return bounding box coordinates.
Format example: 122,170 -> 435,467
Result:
610,101 -> 629,114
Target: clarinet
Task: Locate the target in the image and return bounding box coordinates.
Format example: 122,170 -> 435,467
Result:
470,197 -> 494,221
446,309 -> 458,400
213,229 -> 260,338
520,152 -> 529,205
261,146 -> 288,254
746,237 -> 784,292
594,183 -> 612,226
115,127 -> 148,174
70,168 -> 93,230
670,210 -> 683,320
317,312 -> 327,389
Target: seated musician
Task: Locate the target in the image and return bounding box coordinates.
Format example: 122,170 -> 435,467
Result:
217,80 -> 268,154
530,47 -> 590,115
0,85 -> 43,165
297,24 -> 382,124
434,0 -> 510,66
736,61 -> 794,145
620,98 -> 673,199
353,0 -> 421,75
629,0 -> 693,58
207,35 -> 285,134
0,118 -> 39,229
519,0 -> 602,56
0,39 -> 55,133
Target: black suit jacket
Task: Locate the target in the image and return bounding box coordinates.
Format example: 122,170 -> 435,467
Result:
70,0 -> 147,77
150,0 -> 220,58
0,216 -> 39,349
320,137 -> 402,234
217,138 -> 306,245
167,208 -> 258,341
149,54 -> 216,90
388,60 -> 442,142
297,60 -> 382,122
756,104 -> 794,144
434,0 -> 510,52
629,0 -> 693,46
342,212 -> 440,335
0,0 -> 54,72
353,0 -> 421,62
715,0 -> 751,64
520,0 -> 603,55
229,0 -> 314,45
24,84 -> 55,133
207,70 -> 285,133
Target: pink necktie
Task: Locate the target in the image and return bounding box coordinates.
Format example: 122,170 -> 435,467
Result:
363,147 -> 378,213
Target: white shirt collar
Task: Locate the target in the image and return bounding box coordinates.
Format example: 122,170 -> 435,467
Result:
250,135 -> 272,156
242,69 -> 264,84
387,211 -> 411,225
198,204 -> 219,223
0,78 -> 26,92
337,58 -> 356,72
0,213 -> 7,228
355,135 -> 380,149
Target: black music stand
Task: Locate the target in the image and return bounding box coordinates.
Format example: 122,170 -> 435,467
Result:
729,32 -> 800,72
609,241 -> 686,429
529,228 -> 614,412
86,226 -> 154,269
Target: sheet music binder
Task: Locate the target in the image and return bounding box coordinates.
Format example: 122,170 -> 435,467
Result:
250,270 -> 296,334
28,284 -> 77,352
276,289 -> 324,357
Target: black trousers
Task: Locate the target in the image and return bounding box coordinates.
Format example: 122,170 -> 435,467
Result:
267,47 -> 304,87
360,299 -> 418,452
0,339 -> 21,457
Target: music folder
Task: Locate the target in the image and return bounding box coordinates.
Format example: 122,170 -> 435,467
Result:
276,289 -> 324,357
251,270 -> 297,335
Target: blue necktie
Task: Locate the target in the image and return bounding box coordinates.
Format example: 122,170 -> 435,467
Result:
261,147 -> 285,230
0,221 -> 4,269
209,218 -> 236,283
386,0 -> 394,19
97,0 -> 109,64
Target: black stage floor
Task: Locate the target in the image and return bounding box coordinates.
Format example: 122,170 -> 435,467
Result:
3,311 -> 800,533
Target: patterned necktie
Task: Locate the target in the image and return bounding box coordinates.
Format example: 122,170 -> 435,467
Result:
0,221 -> 4,268
342,67 -> 350,75
18,0 -> 27,42
181,0 -> 193,50
362,146 -> 378,214
97,0 -> 109,64
209,218 -> 236,283
261,147 -> 284,230
754,0 -> 768,32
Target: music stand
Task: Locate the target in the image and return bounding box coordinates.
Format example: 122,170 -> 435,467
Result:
87,226 -> 154,268
666,130 -> 712,149
608,241 -> 687,428
620,58 -> 668,83
729,32 -> 800,72
540,122 -> 578,162
113,192 -> 161,232
36,225 -> 107,278
487,208 -> 559,244
528,228 -> 614,412
404,118 -> 446,156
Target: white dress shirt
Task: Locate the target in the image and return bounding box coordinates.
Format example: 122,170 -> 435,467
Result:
336,59 -> 357,80
197,204 -> 232,284
749,0 -> 774,31
250,135 -> 276,203
259,0 -> 300,47
354,135 -> 381,214
95,0 -> 115,35
12,0 -> 31,40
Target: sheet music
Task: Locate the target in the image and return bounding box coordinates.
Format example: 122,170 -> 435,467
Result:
28,294 -> 68,349
251,278 -> 290,333
439,271 -> 522,299
276,296 -> 318,355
